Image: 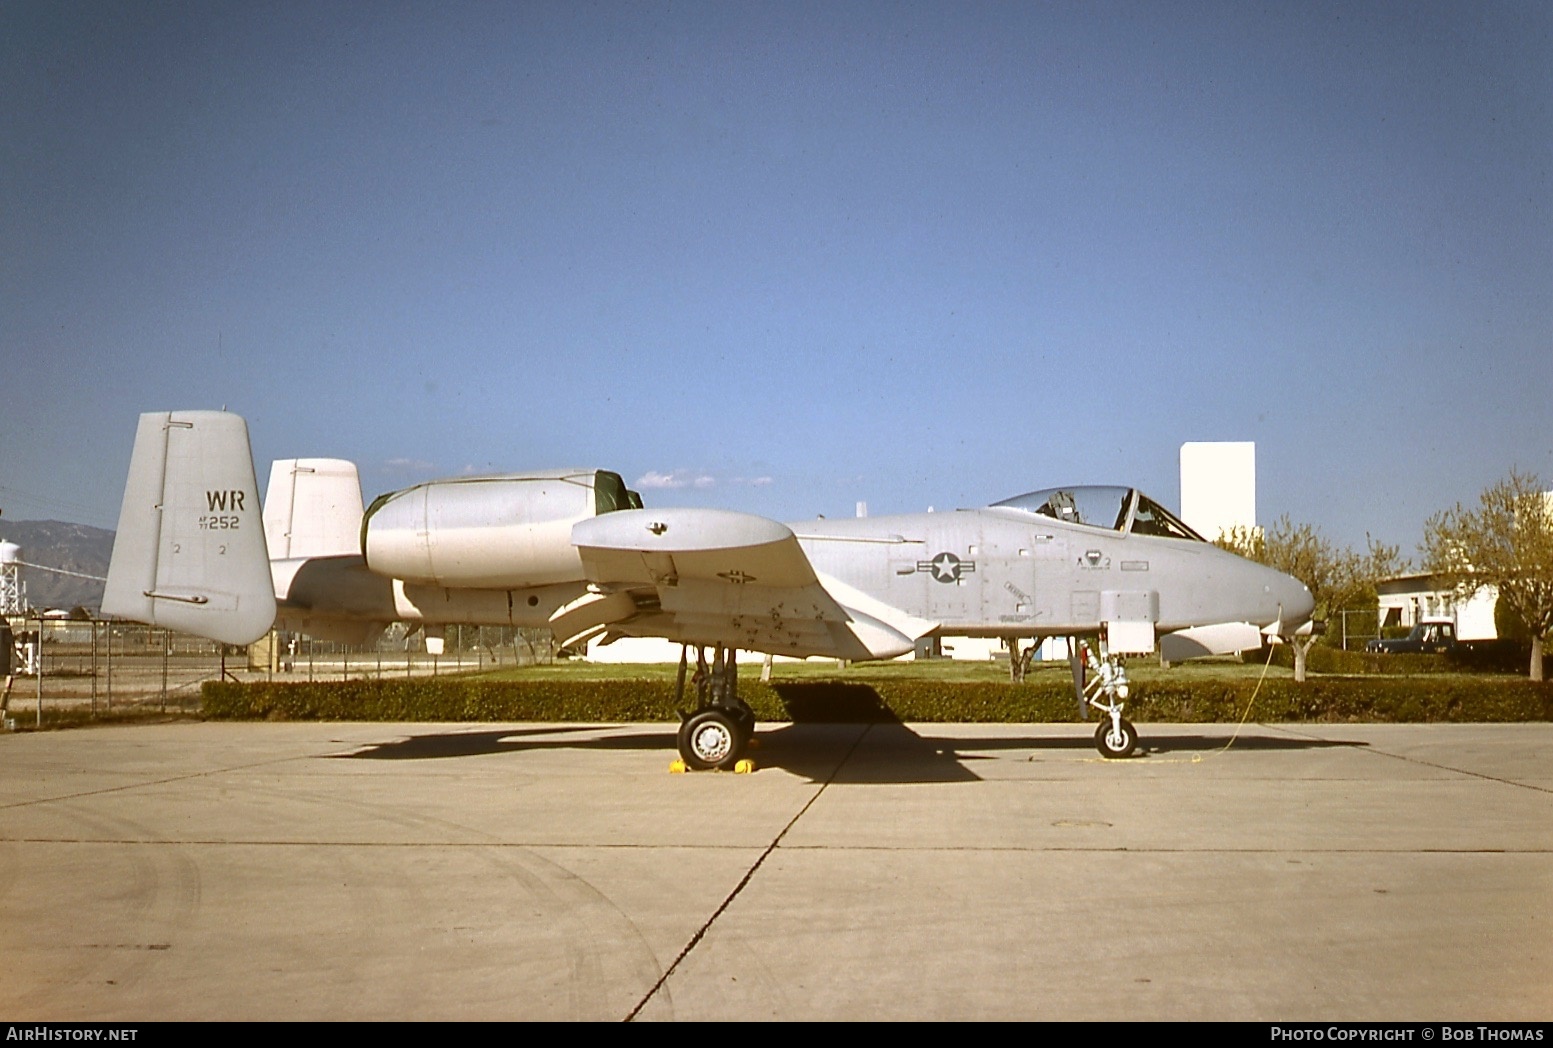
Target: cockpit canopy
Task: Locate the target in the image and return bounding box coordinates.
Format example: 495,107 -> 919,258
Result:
991,486 -> 1205,541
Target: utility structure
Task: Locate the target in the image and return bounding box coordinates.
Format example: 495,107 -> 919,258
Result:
0,540 -> 25,616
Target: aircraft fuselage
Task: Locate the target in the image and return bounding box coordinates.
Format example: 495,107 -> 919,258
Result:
796,506 -> 1307,640
270,501 -> 1312,657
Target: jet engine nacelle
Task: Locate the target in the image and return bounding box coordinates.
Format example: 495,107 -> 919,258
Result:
361,469 -> 639,589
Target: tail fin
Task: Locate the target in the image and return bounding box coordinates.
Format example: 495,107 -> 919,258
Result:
102,411 -> 277,645
262,458 -> 364,560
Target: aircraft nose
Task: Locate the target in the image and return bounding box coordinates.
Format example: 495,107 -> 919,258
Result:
1269,569 -> 1315,631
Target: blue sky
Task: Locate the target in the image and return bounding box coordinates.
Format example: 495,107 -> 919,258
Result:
3,1 -> 1549,557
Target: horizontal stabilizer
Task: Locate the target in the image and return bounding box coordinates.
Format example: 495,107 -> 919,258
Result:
102,411 -> 277,645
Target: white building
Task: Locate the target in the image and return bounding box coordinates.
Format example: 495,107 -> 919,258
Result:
1376,575 -> 1498,641
1375,488 -> 1553,642
585,635 -> 787,664
1179,442 -> 1256,542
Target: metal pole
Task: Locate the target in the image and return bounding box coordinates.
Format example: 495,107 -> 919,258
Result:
35,622 -> 43,728
161,628 -> 169,712
91,620 -> 99,715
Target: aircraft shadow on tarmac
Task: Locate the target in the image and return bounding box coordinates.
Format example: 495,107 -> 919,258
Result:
330,680 -> 1368,786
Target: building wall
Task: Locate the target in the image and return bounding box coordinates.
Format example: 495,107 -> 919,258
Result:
1376,577 -> 1499,641
584,636 -> 787,664
1179,442 -> 1256,541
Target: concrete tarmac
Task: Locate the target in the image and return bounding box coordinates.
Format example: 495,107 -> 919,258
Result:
1,720 -> 1548,1021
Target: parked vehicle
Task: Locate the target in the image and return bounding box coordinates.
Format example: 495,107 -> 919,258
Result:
1366,617 -> 1457,654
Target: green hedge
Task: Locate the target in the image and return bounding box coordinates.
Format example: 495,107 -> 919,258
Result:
1257,642 -> 1533,675
1256,646 -> 1451,675
202,676 -> 1553,725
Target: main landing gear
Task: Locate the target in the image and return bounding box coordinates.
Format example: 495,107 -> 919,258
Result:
673,644 -> 757,772
1075,639 -> 1138,759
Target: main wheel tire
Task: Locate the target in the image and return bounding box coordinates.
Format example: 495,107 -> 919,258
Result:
1095,717 -> 1137,759
678,709 -> 746,771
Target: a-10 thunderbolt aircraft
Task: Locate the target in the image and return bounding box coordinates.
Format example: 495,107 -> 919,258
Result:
103,411 -> 1314,769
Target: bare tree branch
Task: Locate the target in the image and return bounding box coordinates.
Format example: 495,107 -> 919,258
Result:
1217,517 -> 1404,681
1423,470 -> 1553,680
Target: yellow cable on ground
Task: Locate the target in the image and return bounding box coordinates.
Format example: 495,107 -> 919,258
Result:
1166,642 -> 1279,764
1209,639 -> 1279,756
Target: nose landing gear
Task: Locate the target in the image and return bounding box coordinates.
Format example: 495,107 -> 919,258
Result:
1077,640 -> 1139,759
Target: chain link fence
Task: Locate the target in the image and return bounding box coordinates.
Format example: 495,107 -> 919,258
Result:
1,618 -> 556,727
1333,608 -> 1381,651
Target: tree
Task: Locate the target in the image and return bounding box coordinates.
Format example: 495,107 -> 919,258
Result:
1422,471 -> 1553,681
1217,517 -> 1404,682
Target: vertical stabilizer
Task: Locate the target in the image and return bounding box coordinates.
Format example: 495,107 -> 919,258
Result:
102,411 -> 277,644
263,458 -> 365,559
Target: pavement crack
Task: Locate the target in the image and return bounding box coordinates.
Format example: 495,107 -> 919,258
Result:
623,722 -> 875,1021
0,752 -> 348,811
1268,723 -> 1553,794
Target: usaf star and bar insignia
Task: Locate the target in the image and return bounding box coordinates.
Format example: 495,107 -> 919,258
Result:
917,551 -> 977,584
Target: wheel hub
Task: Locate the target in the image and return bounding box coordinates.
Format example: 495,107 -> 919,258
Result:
692,723 -> 732,763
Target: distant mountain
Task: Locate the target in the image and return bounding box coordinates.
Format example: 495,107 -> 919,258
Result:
0,520 -> 114,612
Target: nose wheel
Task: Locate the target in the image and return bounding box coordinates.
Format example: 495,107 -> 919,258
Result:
1095,716 -> 1137,759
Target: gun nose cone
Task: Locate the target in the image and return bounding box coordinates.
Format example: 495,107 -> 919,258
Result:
1280,574 -> 1315,628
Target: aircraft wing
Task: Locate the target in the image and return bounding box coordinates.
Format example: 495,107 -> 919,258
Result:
563,508 -> 937,660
